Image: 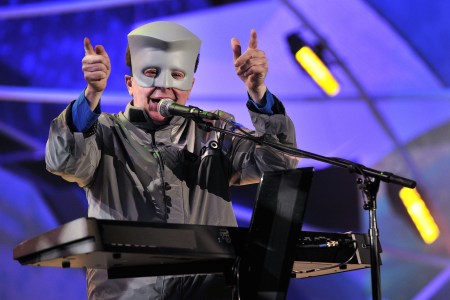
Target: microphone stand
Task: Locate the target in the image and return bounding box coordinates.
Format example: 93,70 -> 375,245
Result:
195,119 -> 416,300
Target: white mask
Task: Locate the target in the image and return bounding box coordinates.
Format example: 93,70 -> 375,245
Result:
127,21 -> 201,91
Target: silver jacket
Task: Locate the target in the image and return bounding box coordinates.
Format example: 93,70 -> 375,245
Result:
45,99 -> 298,299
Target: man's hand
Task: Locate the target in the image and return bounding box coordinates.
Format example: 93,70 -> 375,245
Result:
82,37 -> 111,108
231,29 -> 268,103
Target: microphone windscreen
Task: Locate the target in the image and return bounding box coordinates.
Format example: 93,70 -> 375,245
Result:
157,99 -> 174,117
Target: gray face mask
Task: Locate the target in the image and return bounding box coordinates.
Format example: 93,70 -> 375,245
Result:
128,21 -> 201,91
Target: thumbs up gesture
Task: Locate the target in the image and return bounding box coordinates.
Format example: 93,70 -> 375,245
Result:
231,29 -> 268,102
82,37 -> 111,100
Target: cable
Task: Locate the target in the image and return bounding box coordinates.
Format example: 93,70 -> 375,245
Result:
297,240 -> 340,248
231,256 -> 242,300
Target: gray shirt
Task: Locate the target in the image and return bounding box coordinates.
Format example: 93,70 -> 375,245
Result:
45,98 -> 298,299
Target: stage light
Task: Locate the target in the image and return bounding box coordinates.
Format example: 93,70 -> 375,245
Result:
398,187 -> 440,244
287,33 -> 340,97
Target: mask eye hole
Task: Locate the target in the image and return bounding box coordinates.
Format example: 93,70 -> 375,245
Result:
171,70 -> 185,80
143,68 -> 159,78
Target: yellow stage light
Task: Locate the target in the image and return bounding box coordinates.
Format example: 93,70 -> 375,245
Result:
399,187 -> 439,244
287,33 -> 340,97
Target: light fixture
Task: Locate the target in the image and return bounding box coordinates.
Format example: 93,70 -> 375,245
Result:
388,184 -> 440,244
287,33 -> 340,97
398,187 -> 440,244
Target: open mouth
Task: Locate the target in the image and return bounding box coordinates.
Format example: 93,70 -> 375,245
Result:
149,98 -> 160,104
148,98 -> 175,105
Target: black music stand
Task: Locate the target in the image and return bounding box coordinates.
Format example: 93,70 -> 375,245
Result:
236,168 -> 314,300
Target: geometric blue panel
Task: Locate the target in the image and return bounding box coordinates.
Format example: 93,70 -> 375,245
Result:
0,167 -> 86,300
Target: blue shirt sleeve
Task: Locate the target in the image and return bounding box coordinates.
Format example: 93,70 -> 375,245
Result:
246,89 -> 274,115
72,91 -> 101,132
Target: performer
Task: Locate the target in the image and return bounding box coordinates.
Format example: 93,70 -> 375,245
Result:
45,21 -> 298,300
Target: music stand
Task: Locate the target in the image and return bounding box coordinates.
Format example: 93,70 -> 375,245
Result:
236,167 -> 314,300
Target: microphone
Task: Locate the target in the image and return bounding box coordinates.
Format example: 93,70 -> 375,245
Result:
157,99 -> 219,120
